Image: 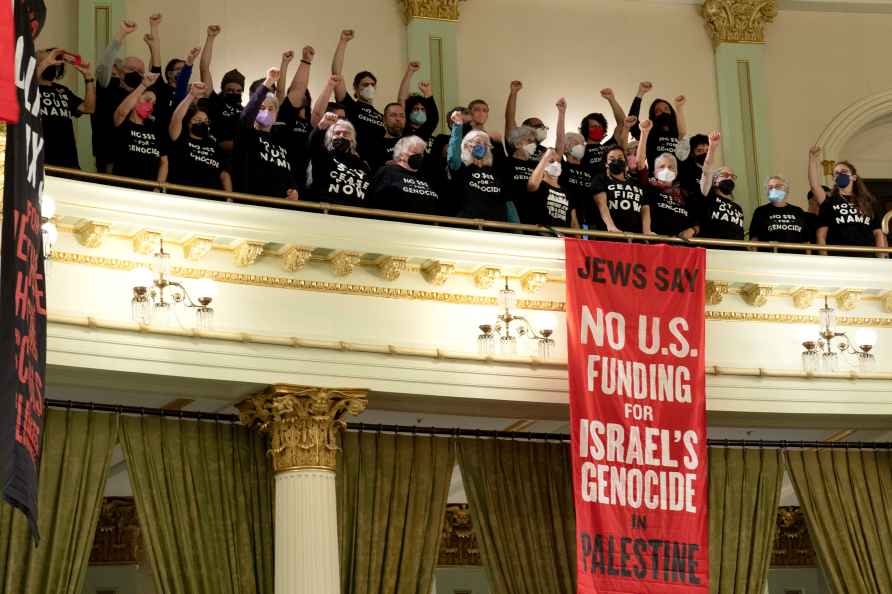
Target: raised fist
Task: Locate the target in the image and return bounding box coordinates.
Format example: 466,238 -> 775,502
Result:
320,112 -> 339,130
510,80 -> 523,93
302,46 -> 315,62
185,46 -> 201,65
190,81 -> 207,97
638,81 -> 653,95
142,72 -> 160,86
708,130 -> 721,144
143,33 -> 155,46
673,95 -> 686,107
556,97 -> 567,112
408,61 -> 421,72
809,145 -> 822,158
206,25 -> 221,37
120,20 -> 137,35
149,13 -> 162,26
623,115 -> 638,128
639,119 -> 653,133
600,88 -> 614,99
328,74 -> 342,86
340,29 -> 355,43
450,111 -> 464,126
418,81 -> 432,97
281,50 -> 294,64
267,67 -> 281,82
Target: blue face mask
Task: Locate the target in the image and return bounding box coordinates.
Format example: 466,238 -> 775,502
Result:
767,188 -> 786,202
471,144 -> 487,159
409,110 -> 427,126
835,173 -> 851,189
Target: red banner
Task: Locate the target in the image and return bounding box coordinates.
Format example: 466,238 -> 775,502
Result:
564,239 -> 708,594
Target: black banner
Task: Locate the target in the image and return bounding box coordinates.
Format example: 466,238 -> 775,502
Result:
1,0 -> 47,543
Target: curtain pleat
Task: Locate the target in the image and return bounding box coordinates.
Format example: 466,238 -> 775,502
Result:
0,409 -> 118,594
120,415 -> 274,594
786,449 -> 892,594
337,431 -> 455,594
457,438 -> 576,594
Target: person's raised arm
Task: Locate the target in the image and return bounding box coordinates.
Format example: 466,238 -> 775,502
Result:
288,46 -> 314,108
415,81 -> 440,136
808,145 -> 827,204
97,20 -> 136,88
175,47 -> 200,105
398,61 -> 420,106
199,25 -> 220,89
277,50 -> 293,104
331,29 -> 354,102
36,48 -> 64,82
527,149 -> 553,192
601,88 -> 626,144
242,67 -> 279,126
700,131 -> 720,197
169,81 -> 205,142
673,95 -> 688,138
311,74 -> 340,128
628,81 -> 651,140
504,80 -> 521,141
447,111 -> 464,171
636,119 -> 652,172
72,60 -> 96,114
146,13 -> 162,70
113,71 -> 159,127
619,115 -> 637,150
555,97 -> 567,155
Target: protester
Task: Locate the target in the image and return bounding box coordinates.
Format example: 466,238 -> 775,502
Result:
697,132 -> 745,242
593,146 -> 645,233
167,82 -> 231,191
199,25 -> 244,159
749,176 -> 811,250
527,148 -> 570,227
447,110 -> 510,221
111,71 -> 165,182
505,81 -> 548,158
637,119 -> 698,238
37,48 -> 95,169
368,135 -> 440,214
308,113 -> 370,205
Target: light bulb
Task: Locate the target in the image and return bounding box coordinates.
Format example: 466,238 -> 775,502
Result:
40,192 -> 56,219
130,267 -> 154,290
193,277 -> 217,301
854,328 -> 877,349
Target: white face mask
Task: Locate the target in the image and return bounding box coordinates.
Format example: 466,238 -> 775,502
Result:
522,142 -> 537,156
534,128 -> 547,142
656,168 -> 676,183
569,144 -> 585,160
545,162 -> 562,178
359,85 -> 376,101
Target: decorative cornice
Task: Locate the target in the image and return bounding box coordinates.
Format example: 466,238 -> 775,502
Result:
883,291 -> 892,314
741,283 -> 772,307
792,287 -> 819,310
74,220 -> 111,248
330,251 -> 361,277
234,241 -> 265,267
131,230 -> 161,255
705,310 -> 892,327
183,236 -> 214,261
398,0 -> 460,24
521,271 -> 549,294
835,289 -> 862,311
237,384 -> 367,472
473,266 -> 501,290
706,281 -> 729,306
280,245 -> 314,273
376,256 -> 408,281
422,260 -> 455,286
701,0 -> 778,46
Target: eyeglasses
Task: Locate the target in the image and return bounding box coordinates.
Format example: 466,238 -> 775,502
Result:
718,173 -> 738,181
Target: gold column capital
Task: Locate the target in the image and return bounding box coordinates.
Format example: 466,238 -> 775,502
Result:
701,0 -> 778,47
399,0 -> 462,23
238,384 -> 368,473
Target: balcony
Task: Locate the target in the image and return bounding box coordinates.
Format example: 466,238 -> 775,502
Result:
43,173 -> 892,427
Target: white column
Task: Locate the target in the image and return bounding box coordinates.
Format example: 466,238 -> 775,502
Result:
275,469 -> 340,594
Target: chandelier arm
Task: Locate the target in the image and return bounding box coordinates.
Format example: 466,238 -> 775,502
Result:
166,281 -> 199,308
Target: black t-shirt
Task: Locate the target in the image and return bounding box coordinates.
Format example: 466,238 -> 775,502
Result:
679,160 -> 705,199
309,131 -> 371,206
39,83 -> 83,168
342,94 -> 384,166
113,119 -> 162,181
749,203 -> 810,247
651,134 -> 678,163
403,96 -> 439,141
593,175 -> 645,233
368,164 -> 440,215
208,91 -> 243,144
803,211 -> 820,244
277,96 -> 314,189
561,161 -> 596,227
644,186 -> 695,237
235,125 -> 297,198
530,182 -> 570,227
93,80 -> 129,163
454,165 -> 507,221
818,194 -> 879,247
698,193 -> 745,240
168,134 -> 223,190
505,157 -> 537,223
368,135 -> 400,174
582,138 -> 618,176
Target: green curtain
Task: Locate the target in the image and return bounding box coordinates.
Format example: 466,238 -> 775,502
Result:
457,438 -> 575,594
120,415 -> 274,594
708,447 -> 784,594
786,449 -> 892,594
337,431 -> 455,594
0,408 -> 118,594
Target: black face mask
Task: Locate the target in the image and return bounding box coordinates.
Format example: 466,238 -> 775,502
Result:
224,92 -> 243,106
41,64 -> 62,81
694,153 -> 707,166
607,159 -> 626,175
655,112 -> 672,127
717,179 -> 735,195
332,137 -> 351,153
191,122 -> 209,139
123,71 -> 144,89
407,153 -> 424,170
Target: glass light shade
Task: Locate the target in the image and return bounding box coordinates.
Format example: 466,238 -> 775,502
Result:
131,297 -> 152,324
801,350 -> 819,373
153,251 -> 171,275
130,267 -> 154,290
858,352 -> 876,373
152,301 -> 173,326
498,285 -> 516,312
820,351 -> 839,373
195,307 -> 214,330
477,333 -> 495,355
854,328 -> 878,349
538,337 -> 554,359
499,335 -> 517,355
819,303 -> 836,334
193,277 -> 218,300
40,192 -> 56,219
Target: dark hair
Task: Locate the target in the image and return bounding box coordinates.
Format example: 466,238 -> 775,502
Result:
405,94 -> 426,113
249,78 -> 267,95
164,58 -> 185,83
326,101 -> 346,113
352,70 -> 377,88
833,161 -> 877,217
648,99 -> 679,135
468,99 -> 488,110
185,105 -> 209,124
580,113 -> 608,135
807,185 -> 831,201
383,102 -> 403,115
689,134 -> 709,152
522,117 -> 543,127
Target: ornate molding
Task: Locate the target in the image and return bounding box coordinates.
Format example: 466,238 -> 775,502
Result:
131,230 -> 161,255
772,506 -> 817,567
520,271 -> 549,294
234,241 -> 265,267
741,283 -> 772,307
473,266 -> 501,290
701,0 -> 778,46
376,256 -> 408,281
280,245 -> 314,272
883,291 -> 892,314
238,384 -> 367,472
422,260 -> 455,286
399,0 -> 460,23
330,251 -> 361,277
706,281 -> 729,306
792,287 -> 819,310
183,236 -> 214,261
438,504 -> 481,566
835,289 -> 862,311
90,497 -> 144,565
74,220 -> 111,248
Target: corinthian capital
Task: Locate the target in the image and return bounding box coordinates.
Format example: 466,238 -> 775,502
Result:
701,0 -> 777,46
238,385 -> 368,472
399,0 -> 461,23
